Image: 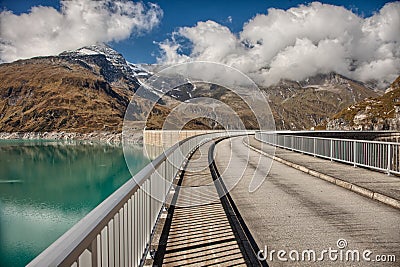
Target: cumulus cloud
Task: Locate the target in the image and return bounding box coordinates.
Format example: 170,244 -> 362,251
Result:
0,0 -> 163,62
158,1 -> 400,87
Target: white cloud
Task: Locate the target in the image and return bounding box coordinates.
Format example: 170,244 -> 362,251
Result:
0,0 -> 163,62
158,1 -> 400,87
178,21 -> 242,62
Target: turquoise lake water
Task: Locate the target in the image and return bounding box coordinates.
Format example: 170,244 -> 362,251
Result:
0,140 -> 150,267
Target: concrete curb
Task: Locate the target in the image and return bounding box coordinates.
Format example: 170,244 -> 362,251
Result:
242,139 -> 400,210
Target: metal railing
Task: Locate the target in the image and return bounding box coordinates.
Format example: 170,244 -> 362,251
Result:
255,132 -> 400,175
28,131 -> 250,267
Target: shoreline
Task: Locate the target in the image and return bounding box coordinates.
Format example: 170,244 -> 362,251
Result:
0,131 -> 144,144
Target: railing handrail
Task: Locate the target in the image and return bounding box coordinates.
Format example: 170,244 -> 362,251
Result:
27,131 -> 252,267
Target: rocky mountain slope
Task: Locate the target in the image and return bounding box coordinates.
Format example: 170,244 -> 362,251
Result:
323,76 -> 400,130
0,44 -> 161,133
150,82 -> 259,130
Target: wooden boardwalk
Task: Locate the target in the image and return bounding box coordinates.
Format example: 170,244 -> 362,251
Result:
152,142 -> 250,266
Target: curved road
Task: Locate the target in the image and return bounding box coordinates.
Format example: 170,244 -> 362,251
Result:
215,137 -> 400,267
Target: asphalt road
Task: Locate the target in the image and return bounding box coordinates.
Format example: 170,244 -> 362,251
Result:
215,137 -> 400,267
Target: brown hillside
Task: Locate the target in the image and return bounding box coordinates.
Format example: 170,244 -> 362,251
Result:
0,57 -> 132,133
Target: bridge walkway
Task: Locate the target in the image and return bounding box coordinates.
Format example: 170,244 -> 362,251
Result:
152,141 -> 258,266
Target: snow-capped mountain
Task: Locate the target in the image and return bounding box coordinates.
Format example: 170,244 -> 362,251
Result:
59,43 -> 151,89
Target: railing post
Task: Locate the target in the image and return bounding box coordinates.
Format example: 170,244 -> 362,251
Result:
330,139 -> 333,161
291,135 -> 294,151
313,138 -> 316,157
91,238 -> 98,267
353,140 -> 357,167
387,143 -> 391,175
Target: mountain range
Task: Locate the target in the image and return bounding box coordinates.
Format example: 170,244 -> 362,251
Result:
0,43 -> 398,134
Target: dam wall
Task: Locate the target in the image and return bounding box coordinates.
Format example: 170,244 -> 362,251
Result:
143,130 -> 224,147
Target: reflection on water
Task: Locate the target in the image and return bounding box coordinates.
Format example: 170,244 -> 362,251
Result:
0,140 -> 149,267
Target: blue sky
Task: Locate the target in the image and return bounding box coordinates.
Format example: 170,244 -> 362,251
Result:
0,0 -> 394,63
